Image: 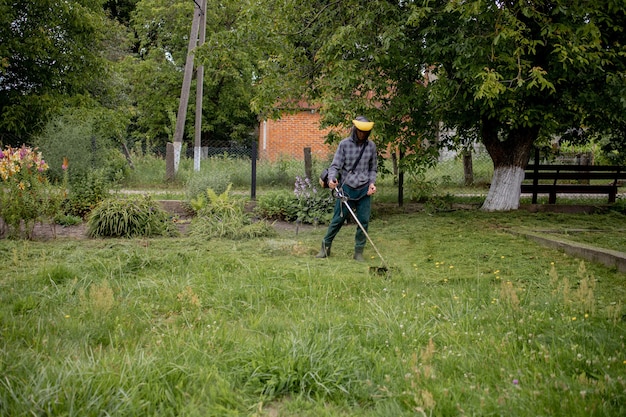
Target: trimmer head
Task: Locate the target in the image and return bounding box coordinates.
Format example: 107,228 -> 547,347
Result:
369,266 -> 389,276
369,265 -> 399,278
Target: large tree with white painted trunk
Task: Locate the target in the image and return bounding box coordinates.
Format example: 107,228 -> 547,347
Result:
422,0 -> 626,211
249,0 -> 626,211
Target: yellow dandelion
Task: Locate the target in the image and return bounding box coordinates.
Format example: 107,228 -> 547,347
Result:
572,317 -> 577,321
449,265 -> 454,269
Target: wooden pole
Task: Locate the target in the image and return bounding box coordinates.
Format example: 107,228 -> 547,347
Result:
170,1 -> 202,178
166,142 -> 175,180
463,149 -> 474,186
193,0 -> 206,172
304,147 -> 312,179
398,148 -> 404,207
251,139 -> 257,200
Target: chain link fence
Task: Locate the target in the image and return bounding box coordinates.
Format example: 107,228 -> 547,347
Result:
138,141 -> 496,189
145,141 -> 254,159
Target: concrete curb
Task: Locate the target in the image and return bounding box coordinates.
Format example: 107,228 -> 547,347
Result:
508,229 -> 626,273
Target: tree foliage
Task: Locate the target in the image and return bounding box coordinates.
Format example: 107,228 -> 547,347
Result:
0,0 -> 110,145
125,0 -> 259,148
1,0 -> 260,151
2,0 -> 624,211
249,0 -> 626,210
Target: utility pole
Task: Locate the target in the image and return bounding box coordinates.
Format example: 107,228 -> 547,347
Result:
194,0 -> 207,172
167,0 -> 206,179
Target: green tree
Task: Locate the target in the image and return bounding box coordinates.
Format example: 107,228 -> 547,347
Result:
249,0 -> 626,211
0,0 -> 110,146
125,0 -> 258,149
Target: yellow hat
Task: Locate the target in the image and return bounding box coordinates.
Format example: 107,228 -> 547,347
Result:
353,119 -> 374,131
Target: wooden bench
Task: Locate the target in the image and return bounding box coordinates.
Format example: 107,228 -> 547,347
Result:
521,164 -> 626,204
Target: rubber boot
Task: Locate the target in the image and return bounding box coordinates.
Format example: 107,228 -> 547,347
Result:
315,242 -> 331,258
353,247 -> 365,262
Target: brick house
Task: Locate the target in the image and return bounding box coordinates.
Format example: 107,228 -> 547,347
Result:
258,108 -> 338,162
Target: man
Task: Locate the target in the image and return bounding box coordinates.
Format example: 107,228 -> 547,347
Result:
316,116 -> 377,261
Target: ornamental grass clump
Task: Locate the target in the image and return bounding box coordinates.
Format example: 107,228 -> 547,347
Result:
87,195 -> 177,238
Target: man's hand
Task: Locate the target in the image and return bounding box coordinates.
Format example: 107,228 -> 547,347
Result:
367,183 -> 377,196
329,179 -> 339,190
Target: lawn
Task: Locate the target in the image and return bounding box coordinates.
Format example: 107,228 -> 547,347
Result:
1,208 -> 625,416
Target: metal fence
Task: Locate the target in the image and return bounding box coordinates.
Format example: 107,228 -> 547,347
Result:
147,142 -> 254,159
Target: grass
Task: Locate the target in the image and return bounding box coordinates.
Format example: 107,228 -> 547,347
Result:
1,208 -> 625,416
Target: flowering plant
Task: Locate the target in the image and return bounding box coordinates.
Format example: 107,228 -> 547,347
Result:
0,145 -> 66,238
293,176 -> 333,224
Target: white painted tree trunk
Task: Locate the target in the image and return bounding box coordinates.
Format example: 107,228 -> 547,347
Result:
481,165 -> 525,211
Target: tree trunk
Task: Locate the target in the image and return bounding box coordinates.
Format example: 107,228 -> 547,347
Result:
482,165 -> 526,211
480,119 -> 538,211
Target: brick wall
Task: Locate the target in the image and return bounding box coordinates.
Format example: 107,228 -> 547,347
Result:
258,110 -> 338,161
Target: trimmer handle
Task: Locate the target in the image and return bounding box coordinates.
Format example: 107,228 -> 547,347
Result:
332,187 -> 349,202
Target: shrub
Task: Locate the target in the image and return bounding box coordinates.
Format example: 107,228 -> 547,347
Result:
54,214 -> 83,227
255,190 -> 298,221
35,110 -> 131,218
35,110 -> 130,183
254,178 -> 333,225
189,185 -> 275,239
65,169 -> 113,218
293,176 -> 334,224
87,195 -> 177,238
0,145 -> 67,238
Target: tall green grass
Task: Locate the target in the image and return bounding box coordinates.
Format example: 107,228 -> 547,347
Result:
123,153 -> 325,192
1,210 -> 625,416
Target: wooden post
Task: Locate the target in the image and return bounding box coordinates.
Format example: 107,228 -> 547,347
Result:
193,0 -> 207,172
398,148 -> 404,207
166,142 -> 175,180
531,147 -> 540,204
172,1 -> 202,174
304,147 -> 312,179
463,150 -> 474,186
251,139 -> 257,200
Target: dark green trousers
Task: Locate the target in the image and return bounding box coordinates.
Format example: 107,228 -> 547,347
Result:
322,184 -> 371,250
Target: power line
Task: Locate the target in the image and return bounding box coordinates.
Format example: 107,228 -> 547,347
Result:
192,0 -> 204,13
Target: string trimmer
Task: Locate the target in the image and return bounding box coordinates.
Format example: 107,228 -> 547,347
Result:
333,187 -> 391,276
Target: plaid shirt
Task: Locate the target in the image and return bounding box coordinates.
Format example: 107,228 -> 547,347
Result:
328,134 -> 377,189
